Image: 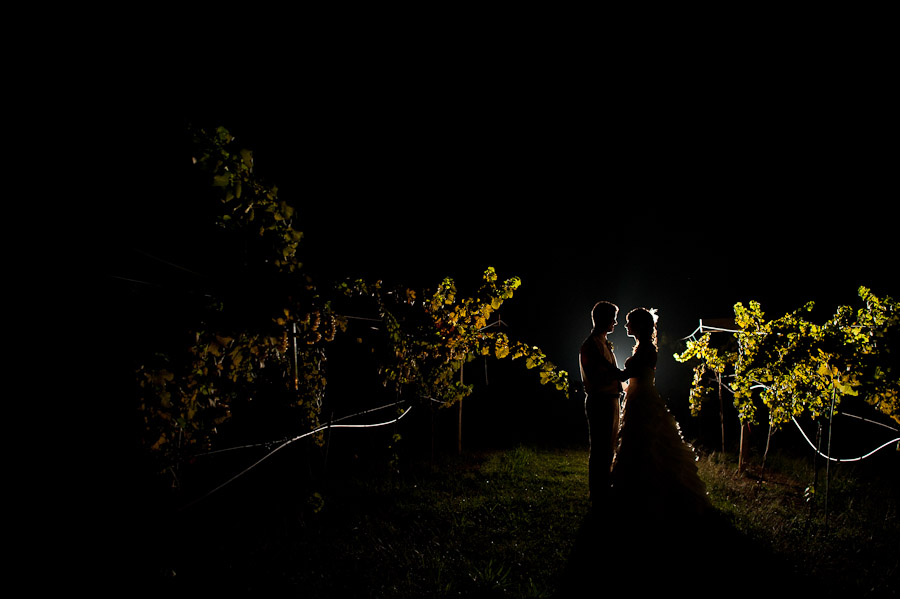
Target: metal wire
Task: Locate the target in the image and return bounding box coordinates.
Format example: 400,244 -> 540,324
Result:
180,403 -> 414,510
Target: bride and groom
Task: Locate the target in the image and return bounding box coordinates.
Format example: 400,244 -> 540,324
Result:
579,301 -> 710,520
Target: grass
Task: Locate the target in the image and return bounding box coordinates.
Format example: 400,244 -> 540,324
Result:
698,450 -> 899,597
295,446 -> 590,597
138,442 -> 899,597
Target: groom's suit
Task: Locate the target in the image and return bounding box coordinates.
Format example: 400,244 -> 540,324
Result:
580,332 -> 625,503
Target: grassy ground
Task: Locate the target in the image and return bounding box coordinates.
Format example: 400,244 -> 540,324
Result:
137,443 -> 898,597
699,450 -> 899,597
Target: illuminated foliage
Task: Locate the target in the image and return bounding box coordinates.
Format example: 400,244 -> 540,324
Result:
340,267 -> 569,409
674,331 -> 733,417
675,288 -> 899,429
136,126 -> 568,480
190,126 -> 304,273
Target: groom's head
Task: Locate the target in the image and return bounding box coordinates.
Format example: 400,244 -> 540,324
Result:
591,301 -> 618,333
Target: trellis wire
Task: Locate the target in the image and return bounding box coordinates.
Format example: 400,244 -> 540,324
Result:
743,382 -> 899,463
180,400 -> 414,510
791,417 -> 899,463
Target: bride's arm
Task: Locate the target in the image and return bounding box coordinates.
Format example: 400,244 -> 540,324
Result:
616,356 -> 633,382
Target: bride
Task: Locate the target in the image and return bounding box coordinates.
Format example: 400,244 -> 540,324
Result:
610,307 -> 711,523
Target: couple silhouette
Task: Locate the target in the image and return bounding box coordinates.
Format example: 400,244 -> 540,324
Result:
555,302 -> 715,596
558,301 -> 792,598
580,301 -> 710,518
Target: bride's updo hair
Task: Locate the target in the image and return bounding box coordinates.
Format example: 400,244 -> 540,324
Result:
627,307 -> 658,349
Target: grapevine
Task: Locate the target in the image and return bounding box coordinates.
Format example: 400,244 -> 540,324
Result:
675,287 -> 899,429
135,125 -> 569,485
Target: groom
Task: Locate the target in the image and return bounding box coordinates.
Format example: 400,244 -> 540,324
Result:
579,301 -> 625,505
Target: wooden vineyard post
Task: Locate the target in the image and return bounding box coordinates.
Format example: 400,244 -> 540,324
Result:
458,362 -> 464,455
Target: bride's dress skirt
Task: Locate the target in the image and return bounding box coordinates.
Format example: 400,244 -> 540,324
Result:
610,373 -> 711,522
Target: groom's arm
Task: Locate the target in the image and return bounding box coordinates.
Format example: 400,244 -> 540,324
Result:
580,340 -> 624,390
